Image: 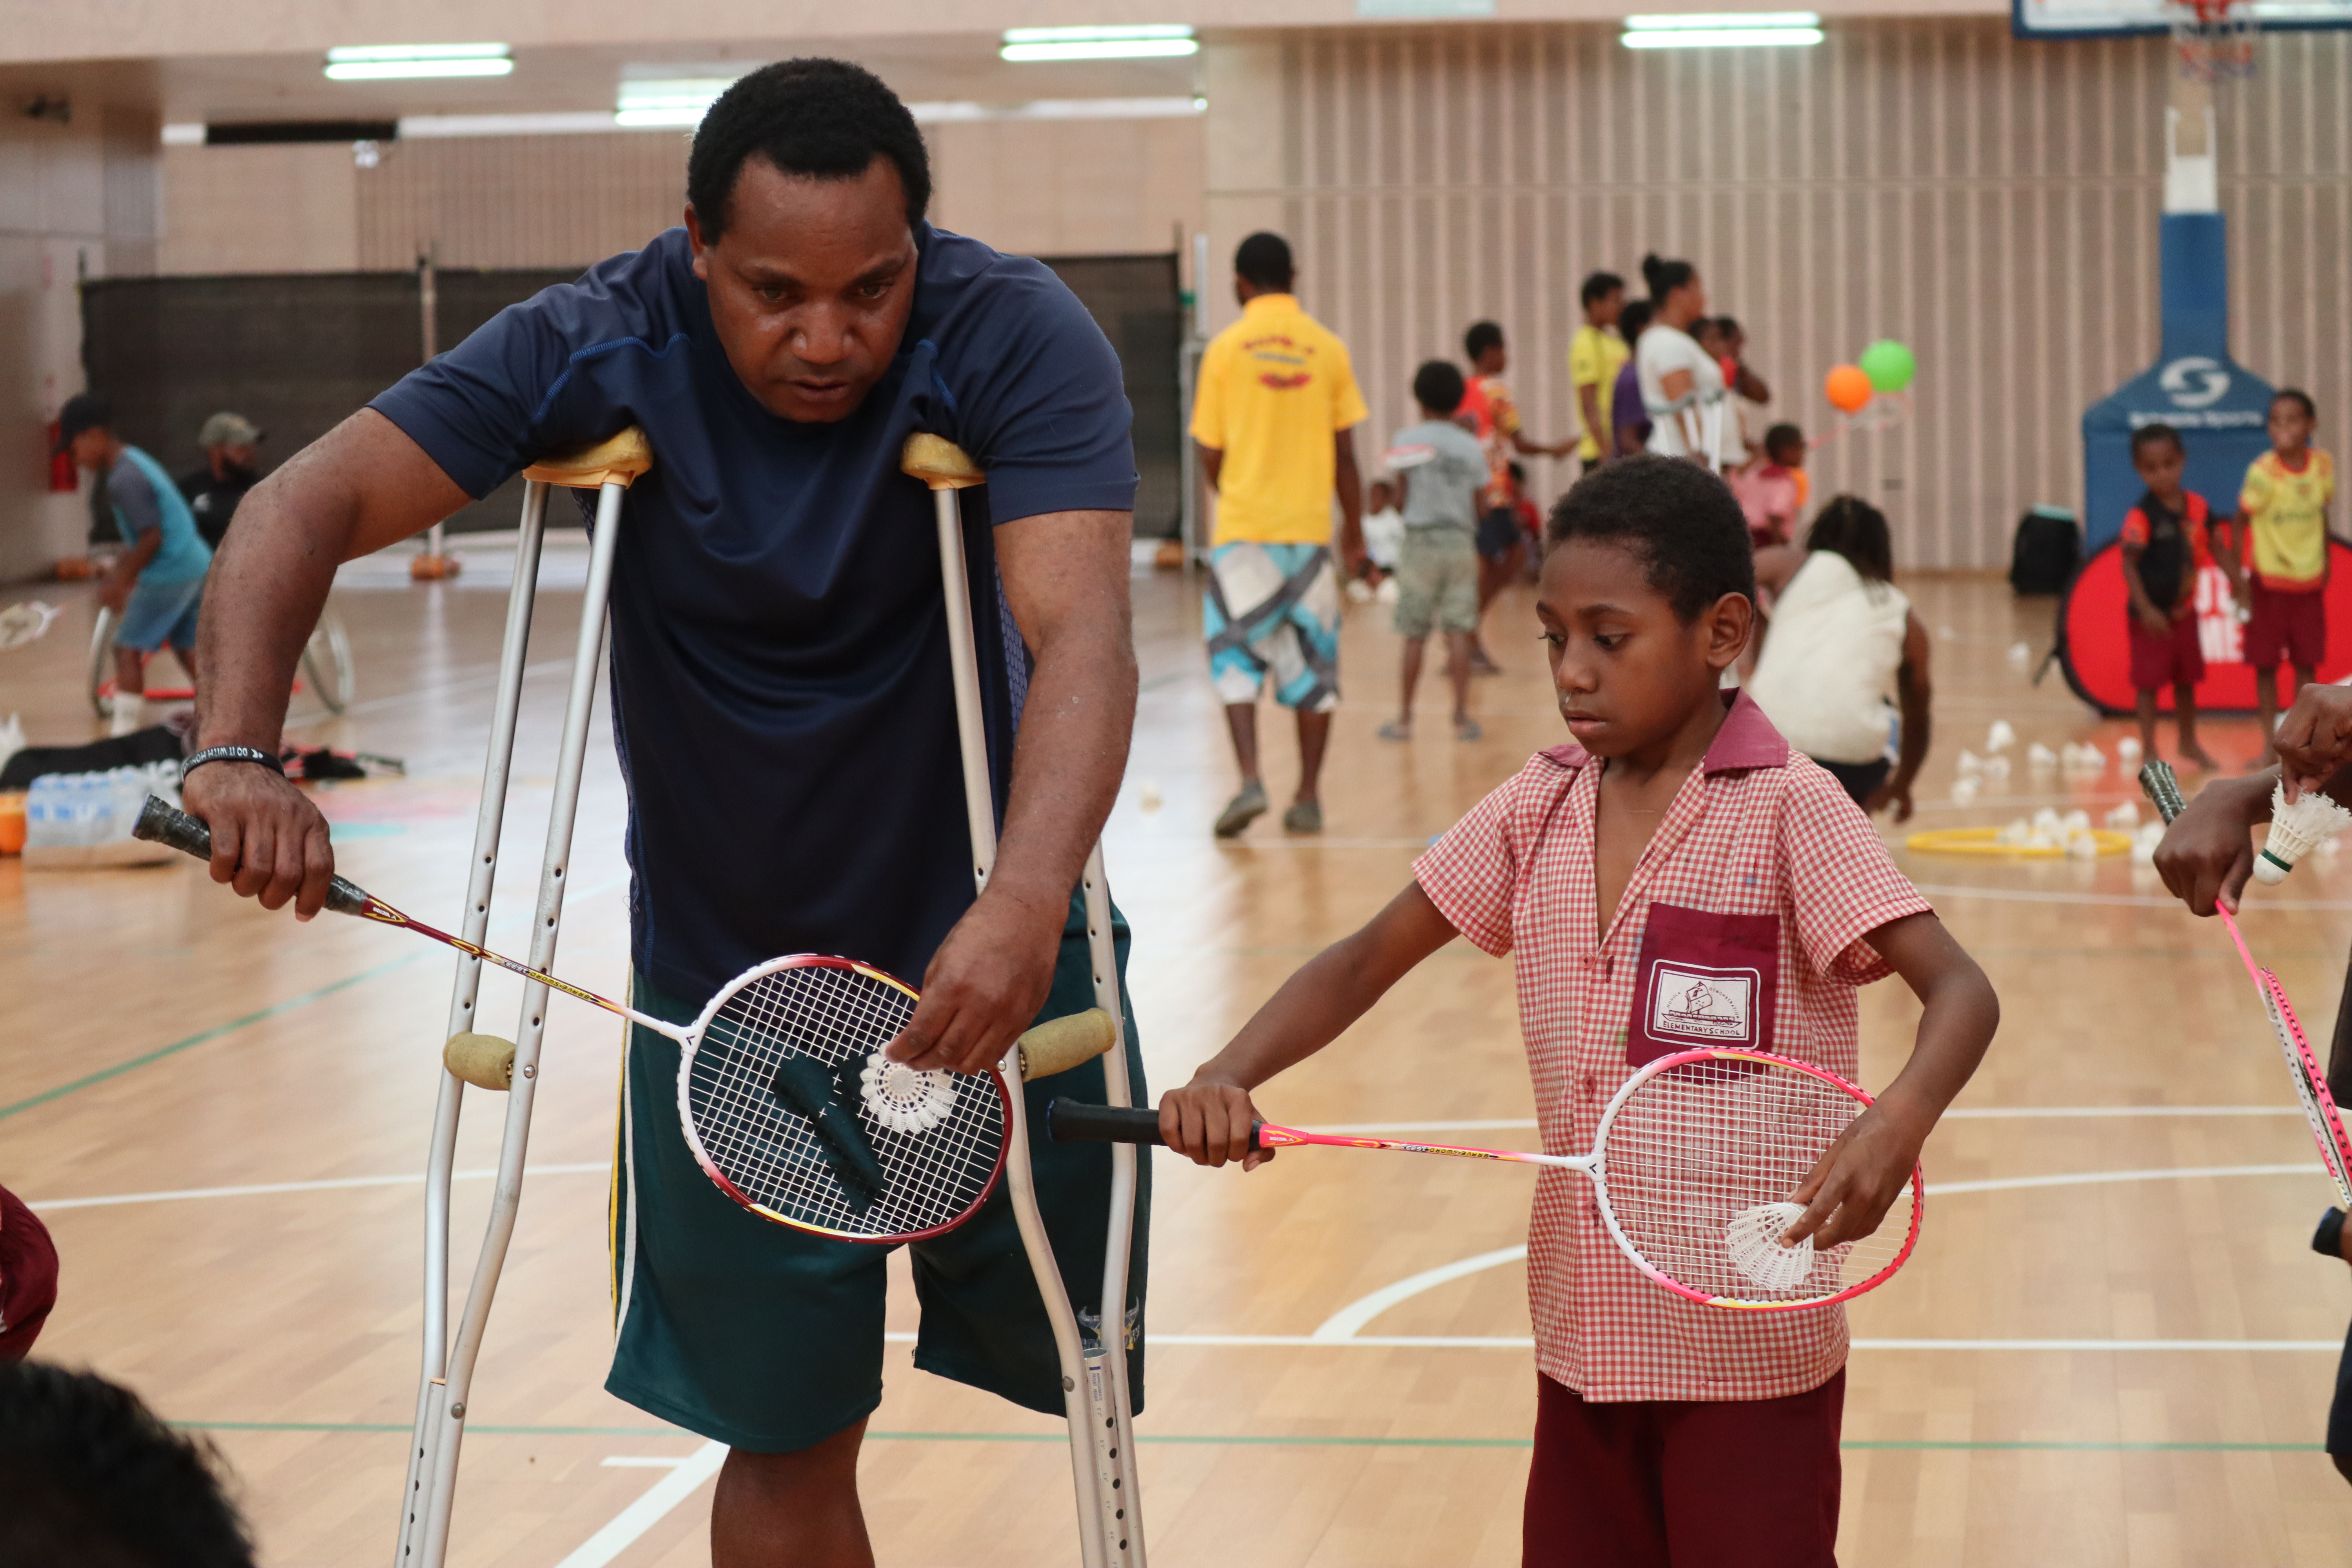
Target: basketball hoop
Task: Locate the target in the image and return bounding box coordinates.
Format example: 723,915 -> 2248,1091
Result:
2171,0 -> 2258,80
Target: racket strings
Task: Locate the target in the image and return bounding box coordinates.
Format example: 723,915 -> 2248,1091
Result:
684,964 -> 1005,1239
1598,1058 -> 1911,1304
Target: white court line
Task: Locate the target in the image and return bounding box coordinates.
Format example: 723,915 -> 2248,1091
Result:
1310,1245 -> 1532,1342
555,1440 -> 725,1568
873,1330 -> 2343,1353
1929,1162 -> 2314,1195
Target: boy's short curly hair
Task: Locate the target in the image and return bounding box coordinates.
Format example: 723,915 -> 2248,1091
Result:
687,59 -> 931,241
1544,455 -> 1756,622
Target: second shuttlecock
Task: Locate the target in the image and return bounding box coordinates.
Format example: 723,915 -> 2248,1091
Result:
2256,782 -> 2352,886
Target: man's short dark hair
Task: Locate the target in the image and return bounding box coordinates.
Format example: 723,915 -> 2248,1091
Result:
1544,454 -> 1755,621
0,1360 -> 255,1568
1580,271 -> 1624,309
2131,422 -> 2185,459
1234,232 -> 1294,291
687,59 -> 931,242
1413,359 -> 1466,416
2276,387 -> 2318,421
1464,320 -> 1504,361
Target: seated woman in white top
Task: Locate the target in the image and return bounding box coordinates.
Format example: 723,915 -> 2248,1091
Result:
1633,253 -> 1734,471
1747,495 -> 1935,818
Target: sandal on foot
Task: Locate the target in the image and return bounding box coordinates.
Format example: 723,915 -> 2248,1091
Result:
1377,721 -> 1412,742
1281,800 -> 1323,834
1214,782 -> 1269,838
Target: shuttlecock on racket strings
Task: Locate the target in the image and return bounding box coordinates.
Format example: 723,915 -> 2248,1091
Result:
1724,1201 -> 1816,1291
859,1052 -> 960,1134
2254,782 -> 2352,886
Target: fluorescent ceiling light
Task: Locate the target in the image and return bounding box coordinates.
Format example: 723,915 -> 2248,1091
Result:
161,123 -> 204,146
325,45 -> 513,81
1001,25 -> 1198,61
1622,13 -> 1820,45
613,74 -> 740,129
1622,26 -> 1822,44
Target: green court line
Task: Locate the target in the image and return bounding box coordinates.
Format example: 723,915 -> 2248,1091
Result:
166,1421 -> 2324,1453
0,953 -> 422,1123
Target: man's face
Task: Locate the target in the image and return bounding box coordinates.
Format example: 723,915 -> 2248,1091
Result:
1592,288 -> 1624,328
217,443 -> 258,472
66,428 -> 109,472
687,154 -> 919,423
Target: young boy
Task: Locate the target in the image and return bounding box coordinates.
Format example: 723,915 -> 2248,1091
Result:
1728,423 -> 1809,548
2241,388 -> 2337,747
2120,423 -> 2224,770
1380,361 -> 1491,743
1163,455 -> 1999,1567
1568,273 -> 1629,470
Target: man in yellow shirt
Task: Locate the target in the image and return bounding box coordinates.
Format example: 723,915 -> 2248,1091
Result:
2240,388 -> 2338,747
1189,231 -> 1368,837
1567,272 -> 1630,470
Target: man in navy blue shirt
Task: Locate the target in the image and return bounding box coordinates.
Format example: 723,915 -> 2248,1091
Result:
181,60 -> 1144,1562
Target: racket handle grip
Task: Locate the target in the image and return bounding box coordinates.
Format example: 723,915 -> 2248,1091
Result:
2139,760 -> 2187,825
134,795 -> 371,916
1049,1099 -> 1171,1146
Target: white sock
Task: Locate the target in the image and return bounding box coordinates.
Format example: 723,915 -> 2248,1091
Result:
109,692 -> 145,737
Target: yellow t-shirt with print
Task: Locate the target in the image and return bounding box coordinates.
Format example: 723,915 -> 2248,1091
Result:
1189,294 -> 1370,545
2242,448 -> 2336,588
1567,324 -> 1631,462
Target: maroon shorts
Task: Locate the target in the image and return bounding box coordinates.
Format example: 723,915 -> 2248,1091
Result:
2128,610 -> 2206,692
1524,1368 -> 1844,1568
0,1181 -> 58,1359
2246,580 -> 2327,671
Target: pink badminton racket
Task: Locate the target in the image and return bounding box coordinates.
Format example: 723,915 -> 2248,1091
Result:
2141,759 -> 2352,1207
1053,1046 -> 1922,1311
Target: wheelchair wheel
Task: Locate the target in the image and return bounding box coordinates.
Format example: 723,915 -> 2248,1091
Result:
300,609 -> 356,715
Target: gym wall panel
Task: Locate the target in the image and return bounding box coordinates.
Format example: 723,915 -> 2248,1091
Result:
1208,20 -> 2352,571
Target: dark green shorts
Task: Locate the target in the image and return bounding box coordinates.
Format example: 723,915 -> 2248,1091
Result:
604,896 -> 1149,1453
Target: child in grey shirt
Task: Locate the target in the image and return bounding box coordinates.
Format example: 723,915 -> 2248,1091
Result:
1381,361 -> 1490,741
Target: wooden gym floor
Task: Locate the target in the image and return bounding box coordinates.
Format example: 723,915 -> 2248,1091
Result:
6,533 -> 2352,1566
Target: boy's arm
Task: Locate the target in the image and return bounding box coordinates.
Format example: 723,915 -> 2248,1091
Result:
1780,911 -> 1998,1248
2120,540 -> 2168,632
1162,881 -> 1462,1168
97,527 -> 162,614
1577,382 -> 1612,459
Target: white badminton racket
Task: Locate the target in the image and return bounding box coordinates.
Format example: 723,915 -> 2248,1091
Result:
1055,1045 -> 1923,1310
133,796 -> 1115,1241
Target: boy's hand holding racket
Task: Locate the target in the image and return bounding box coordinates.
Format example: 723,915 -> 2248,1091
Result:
1780,1089 -> 1936,1250
1159,1076 -> 1277,1171
2153,772 -> 2274,915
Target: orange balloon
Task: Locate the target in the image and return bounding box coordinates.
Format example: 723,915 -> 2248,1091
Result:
1824,364 -> 1873,414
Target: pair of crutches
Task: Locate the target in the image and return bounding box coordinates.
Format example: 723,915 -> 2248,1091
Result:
390,428 -> 1146,1567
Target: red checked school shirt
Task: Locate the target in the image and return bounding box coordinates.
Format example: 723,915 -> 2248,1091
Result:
1413,691 -> 1932,1403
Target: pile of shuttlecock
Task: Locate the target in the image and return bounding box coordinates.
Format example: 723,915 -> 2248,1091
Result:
2130,821 -> 2167,865
2253,783 -> 2352,886
2103,802 -> 2140,830
2026,742 -> 2059,772
1993,807 -> 2102,858
1986,720 -> 2017,755
2059,741 -> 2107,773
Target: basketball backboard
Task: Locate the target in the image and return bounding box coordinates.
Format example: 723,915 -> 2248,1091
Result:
2014,0 -> 2352,39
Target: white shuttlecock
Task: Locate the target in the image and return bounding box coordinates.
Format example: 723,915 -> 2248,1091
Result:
2254,783 -> 2352,886
0,600 -> 58,652
2321,836 -> 2343,859
1951,777 -> 1980,805
1376,577 -> 1399,604
1345,578 -> 1374,604
1136,781 -> 1163,814
1724,1201 -> 1816,1291
1956,749 -> 1984,776
2080,743 -> 2106,770
1982,756 -> 2012,780
2104,802 -> 2141,830
2027,742 -> 2059,770
2062,809 -> 2092,835
858,1052 -> 959,1134
1986,720 -> 2017,754
2065,830 -> 2100,860
2008,641 -> 2033,668
2032,807 -> 2064,837
2116,736 -> 2143,765
1995,818 -> 2032,846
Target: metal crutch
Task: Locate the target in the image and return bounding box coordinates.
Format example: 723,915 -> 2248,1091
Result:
901,434 -> 1147,1568
394,428 -> 655,1568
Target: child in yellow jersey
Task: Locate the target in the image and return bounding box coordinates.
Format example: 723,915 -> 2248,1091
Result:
2240,388 -> 2337,748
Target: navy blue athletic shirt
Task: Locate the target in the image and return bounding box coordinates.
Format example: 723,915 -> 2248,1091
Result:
371,224 -> 1136,1000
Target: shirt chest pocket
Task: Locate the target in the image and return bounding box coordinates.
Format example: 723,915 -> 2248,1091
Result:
1624,902 -> 1780,1067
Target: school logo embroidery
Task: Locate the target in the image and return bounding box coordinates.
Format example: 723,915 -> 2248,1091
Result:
1257,371 -> 1314,390
1646,962 -> 1760,1044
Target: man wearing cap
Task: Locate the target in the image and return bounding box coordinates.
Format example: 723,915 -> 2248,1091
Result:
60,393 -> 212,736
179,412 -> 264,550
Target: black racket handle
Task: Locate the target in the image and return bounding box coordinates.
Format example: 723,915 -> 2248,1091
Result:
134,795 -> 371,916
1048,1098 -> 1269,1151
2140,760 -> 2187,826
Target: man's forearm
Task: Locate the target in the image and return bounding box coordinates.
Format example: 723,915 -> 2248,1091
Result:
194,465 -> 359,750
989,627 -> 1135,922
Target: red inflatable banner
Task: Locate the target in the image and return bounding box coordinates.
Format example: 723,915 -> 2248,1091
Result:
2058,537 -> 2352,716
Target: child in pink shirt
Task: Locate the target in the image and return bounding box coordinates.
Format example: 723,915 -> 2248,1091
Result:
1160,456 -> 1998,1568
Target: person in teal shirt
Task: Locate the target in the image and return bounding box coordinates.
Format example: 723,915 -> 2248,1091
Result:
61,393 -> 212,735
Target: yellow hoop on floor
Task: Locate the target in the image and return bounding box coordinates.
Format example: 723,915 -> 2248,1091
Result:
1905,827 -> 2133,858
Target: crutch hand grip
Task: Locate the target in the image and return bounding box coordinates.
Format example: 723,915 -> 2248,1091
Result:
134,795 -> 371,916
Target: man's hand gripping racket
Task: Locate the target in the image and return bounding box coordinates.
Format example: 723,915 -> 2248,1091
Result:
134,796 -> 1117,1242
2141,759 -> 2352,1206
1052,1046 -> 1924,1311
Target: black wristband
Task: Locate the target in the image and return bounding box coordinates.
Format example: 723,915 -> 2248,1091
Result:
2314,1207 -> 2346,1261
180,746 -> 285,784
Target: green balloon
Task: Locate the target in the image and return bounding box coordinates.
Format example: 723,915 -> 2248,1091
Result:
1859,339 -> 1916,393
